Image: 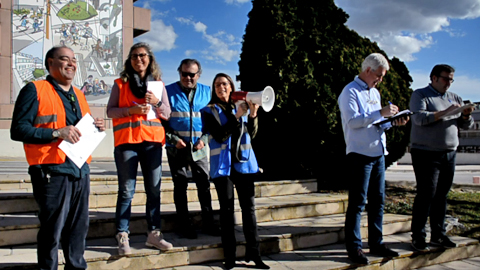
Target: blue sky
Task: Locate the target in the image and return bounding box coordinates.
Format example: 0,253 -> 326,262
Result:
135,0 -> 480,102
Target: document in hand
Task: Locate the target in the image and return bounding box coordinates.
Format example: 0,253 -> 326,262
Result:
146,81 -> 164,120
374,109 -> 413,126
59,113 -> 106,168
438,103 -> 475,120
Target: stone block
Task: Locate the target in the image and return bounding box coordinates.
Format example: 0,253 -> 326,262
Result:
474,176 -> 480,184
189,247 -> 223,264
0,228 -> 38,246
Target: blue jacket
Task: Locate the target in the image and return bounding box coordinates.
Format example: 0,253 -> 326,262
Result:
201,104 -> 259,179
165,82 -> 211,147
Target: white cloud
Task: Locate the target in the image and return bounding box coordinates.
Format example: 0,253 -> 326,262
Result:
225,0 -> 251,4
135,19 -> 178,52
175,17 -> 239,63
410,71 -> 480,102
194,22 -> 208,34
334,0 -> 480,61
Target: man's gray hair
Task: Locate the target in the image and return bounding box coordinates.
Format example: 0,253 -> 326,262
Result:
361,53 -> 389,72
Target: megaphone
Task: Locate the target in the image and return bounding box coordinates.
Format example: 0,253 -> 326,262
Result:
231,86 -> 275,112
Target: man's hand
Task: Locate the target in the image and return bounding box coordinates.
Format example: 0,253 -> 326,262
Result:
463,105 -> 475,115
94,117 -> 106,131
392,116 -> 409,126
58,125 -> 82,144
380,104 -> 399,117
434,104 -> 461,121
176,139 -> 187,149
194,140 -> 205,150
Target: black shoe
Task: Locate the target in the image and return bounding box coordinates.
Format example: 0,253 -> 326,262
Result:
431,235 -> 457,248
252,259 -> 270,269
411,238 -> 430,251
245,253 -> 270,269
369,243 -> 399,257
348,249 -> 369,264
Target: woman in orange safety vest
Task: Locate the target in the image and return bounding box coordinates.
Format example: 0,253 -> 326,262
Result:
107,42 -> 172,255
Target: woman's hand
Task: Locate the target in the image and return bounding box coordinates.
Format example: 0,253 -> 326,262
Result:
128,103 -> 150,115
145,90 -> 159,105
247,100 -> 260,118
235,102 -> 248,119
94,117 -> 106,131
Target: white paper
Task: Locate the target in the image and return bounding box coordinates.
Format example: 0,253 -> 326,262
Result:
439,104 -> 475,120
146,81 -> 164,120
59,113 -> 106,168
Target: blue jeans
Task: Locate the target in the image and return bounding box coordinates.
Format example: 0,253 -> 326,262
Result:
115,141 -> 163,233
411,149 -> 456,241
30,167 -> 90,270
344,153 -> 385,252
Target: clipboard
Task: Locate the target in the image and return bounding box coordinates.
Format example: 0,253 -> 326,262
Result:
374,110 -> 413,126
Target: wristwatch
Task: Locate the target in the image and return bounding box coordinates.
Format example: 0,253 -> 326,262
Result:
154,101 -> 162,108
52,129 -> 60,138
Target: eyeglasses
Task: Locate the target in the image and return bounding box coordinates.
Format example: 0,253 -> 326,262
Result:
181,71 -> 198,78
57,56 -> 77,64
214,82 -> 230,88
438,75 -> 454,83
131,53 -> 149,60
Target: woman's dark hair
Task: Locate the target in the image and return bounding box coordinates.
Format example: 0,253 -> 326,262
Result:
120,42 -> 161,82
209,73 -> 236,104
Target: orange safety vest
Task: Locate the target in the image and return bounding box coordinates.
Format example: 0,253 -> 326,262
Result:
23,81 -> 92,166
112,79 -> 165,147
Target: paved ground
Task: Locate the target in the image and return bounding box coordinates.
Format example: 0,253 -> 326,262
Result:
2,156 -> 480,186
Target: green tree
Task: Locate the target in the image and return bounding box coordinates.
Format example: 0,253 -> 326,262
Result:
238,0 -> 412,186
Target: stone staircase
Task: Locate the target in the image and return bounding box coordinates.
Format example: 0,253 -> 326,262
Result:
0,159 -> 478,269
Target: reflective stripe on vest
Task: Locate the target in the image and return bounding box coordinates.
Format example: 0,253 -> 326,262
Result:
23,81 -> 92,166
165,82 -> 210,145
112,78 -> 165,147
202,104 -> 258,179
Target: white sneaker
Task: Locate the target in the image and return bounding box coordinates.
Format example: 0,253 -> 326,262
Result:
116,232 -> 132,255
145,229 -> 173,251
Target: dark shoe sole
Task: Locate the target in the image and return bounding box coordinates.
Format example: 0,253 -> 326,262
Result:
411,242 -> 430,251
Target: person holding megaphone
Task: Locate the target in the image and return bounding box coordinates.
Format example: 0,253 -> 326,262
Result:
201,73 -> 270,270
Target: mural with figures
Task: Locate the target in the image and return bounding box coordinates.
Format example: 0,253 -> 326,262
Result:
12,0 -> 123,104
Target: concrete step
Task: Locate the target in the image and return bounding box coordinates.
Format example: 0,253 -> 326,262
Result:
0,179 -> 317,214
165,233 -> 480,270
0,192 -> 345,247
0,213 -> 413,269
0,160 -> 171,190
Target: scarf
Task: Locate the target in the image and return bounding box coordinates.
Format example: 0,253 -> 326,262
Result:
129,73 -> 154,98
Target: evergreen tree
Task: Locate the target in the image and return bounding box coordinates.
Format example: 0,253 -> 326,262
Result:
238,0 -> 412,186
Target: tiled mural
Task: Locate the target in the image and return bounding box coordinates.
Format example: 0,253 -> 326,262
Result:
12,0 -> 123,104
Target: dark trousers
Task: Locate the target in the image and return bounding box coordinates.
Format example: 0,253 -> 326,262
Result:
30,168 -> 90,270
167,151 -> 214,223
212,172 -> 260,261
411,148 -> 456,241
344,153 -> 385,252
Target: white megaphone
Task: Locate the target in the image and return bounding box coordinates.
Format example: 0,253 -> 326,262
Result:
231,86 -> 275,112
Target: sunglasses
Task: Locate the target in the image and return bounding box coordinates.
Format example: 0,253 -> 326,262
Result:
181,71 -> 198,78
131,53 -> 149,59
